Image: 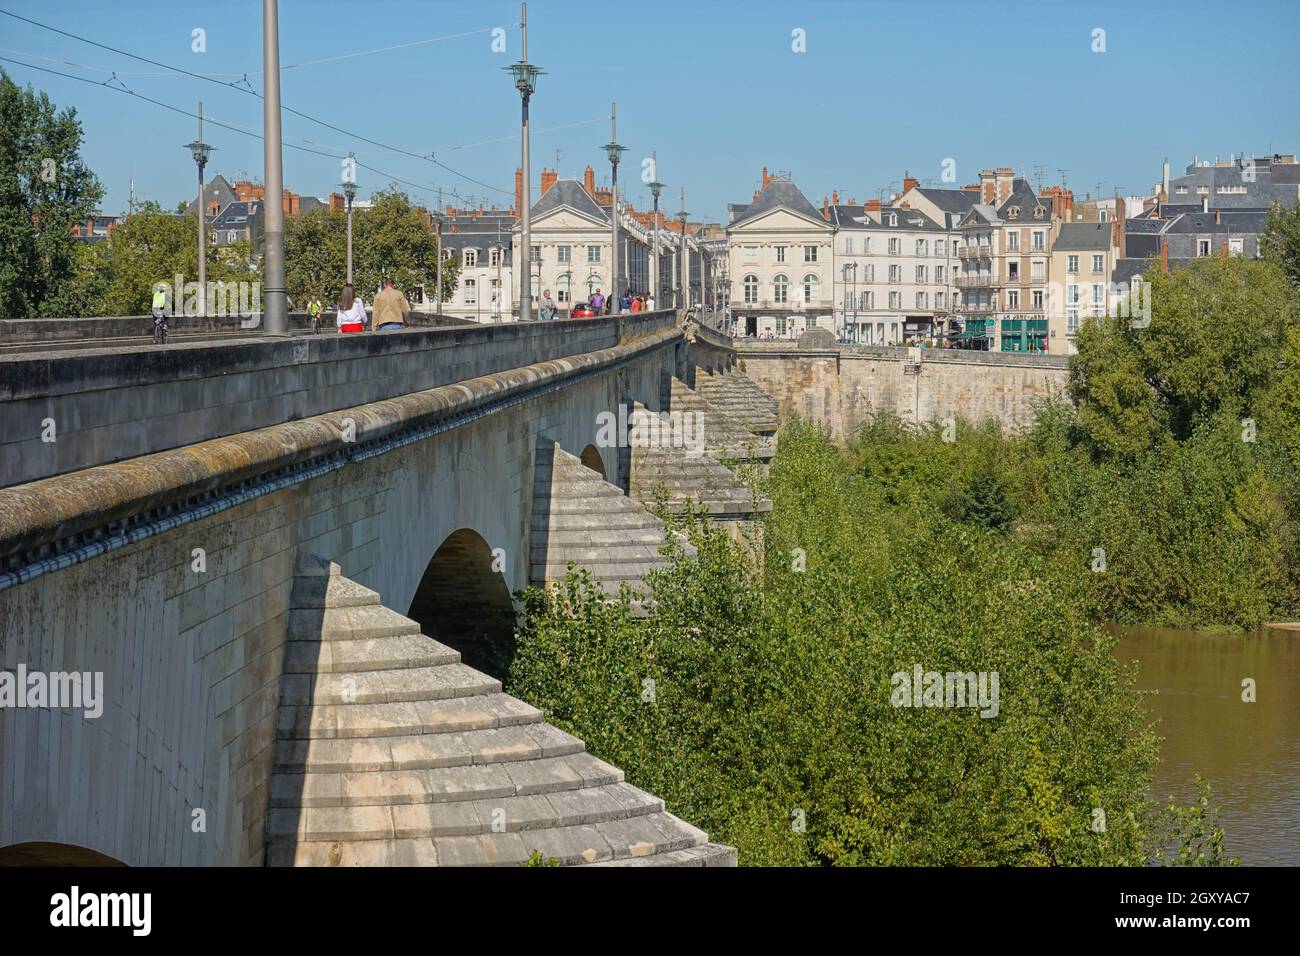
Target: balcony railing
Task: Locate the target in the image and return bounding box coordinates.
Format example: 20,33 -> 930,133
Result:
958,245 -> 992,259
957,275 -> 995,289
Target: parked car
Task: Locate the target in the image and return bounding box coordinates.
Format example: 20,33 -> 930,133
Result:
570,302 -> 598,318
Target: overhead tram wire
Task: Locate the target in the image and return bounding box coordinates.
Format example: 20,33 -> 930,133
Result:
0,55 -> 480,206
0,8 -> 513,197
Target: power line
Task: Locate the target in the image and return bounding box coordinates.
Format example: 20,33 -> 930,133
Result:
0,54 -> 483,206
0,8 -> 512,196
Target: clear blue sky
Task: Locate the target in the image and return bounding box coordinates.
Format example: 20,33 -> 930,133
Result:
2,0 -> 1297,220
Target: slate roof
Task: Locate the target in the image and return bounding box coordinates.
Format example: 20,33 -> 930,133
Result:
529,179 -> 608,223
727,179 -> 825,229
1054,222 -> 1112,251
1111,258 -> 1152,286
996,179 -> 1050,221
912,187 -> 981,214
186,174 -> 237,216
210,200 -> 260,230
1163,209 -> 1270,234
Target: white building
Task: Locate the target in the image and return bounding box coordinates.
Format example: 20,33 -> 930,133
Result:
727,174 -> 834,338
438,209 -> 514,322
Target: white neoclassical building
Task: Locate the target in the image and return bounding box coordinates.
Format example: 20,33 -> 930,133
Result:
726,175 -> 834,338
510,179 -> 652,314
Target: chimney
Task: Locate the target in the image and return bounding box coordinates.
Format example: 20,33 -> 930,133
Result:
1160,238 -> 1169,272
979,169 -> 996,204
541,168 -> 557,195
1214,208 -> 1221,225
762,166 -> 771,188
1201,195 -> 1209,214
902,175 -> 919,194
864,199 -> 881,212
996,167 -> 1014,204
822,196 -> 830,220
514,167 -> 523,218
832,190 -> 839,205
583,164 -> 596,197
1162,159 -> 1170,200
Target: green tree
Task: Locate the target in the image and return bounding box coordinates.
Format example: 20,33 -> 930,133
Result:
1070,255 -> 1299,457
1261,199 -> 1300,290
0,68 -> 104,317
284,185 -> 458,306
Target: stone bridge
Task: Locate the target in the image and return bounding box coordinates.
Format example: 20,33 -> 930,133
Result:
0,311 -> 776,867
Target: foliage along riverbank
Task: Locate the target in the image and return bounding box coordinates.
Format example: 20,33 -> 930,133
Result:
504,242 -> 1300,866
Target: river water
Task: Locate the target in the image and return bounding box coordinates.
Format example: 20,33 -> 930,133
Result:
1115,626 -> 1299,866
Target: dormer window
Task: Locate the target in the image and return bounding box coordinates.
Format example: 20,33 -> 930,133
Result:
1033,205 -> 1045,219
888,213 -> 897,226
464,249 -> 477,268
1007,206 -> 1020,220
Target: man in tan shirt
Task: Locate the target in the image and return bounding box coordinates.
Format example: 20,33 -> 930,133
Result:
371,278 -> 411,331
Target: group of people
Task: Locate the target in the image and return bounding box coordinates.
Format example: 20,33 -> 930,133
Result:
305,278 -> 412,334
536,288 -> 656,320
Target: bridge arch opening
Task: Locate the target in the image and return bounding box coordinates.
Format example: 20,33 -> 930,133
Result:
0,842 -> 126,867
579,444 -> 606,479
408,528 -> 516,680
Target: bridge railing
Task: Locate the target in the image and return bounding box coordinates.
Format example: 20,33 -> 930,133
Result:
0,310 -> 679,489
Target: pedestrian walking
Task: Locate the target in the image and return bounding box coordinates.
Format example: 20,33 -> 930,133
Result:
372,278 -> 411,331
645,293 -> 655,311
540,289 -> 557,320
336,283 -> 367,333
629,294 -> 642,313
618,290 -> 632,314
590,288 -> 606,314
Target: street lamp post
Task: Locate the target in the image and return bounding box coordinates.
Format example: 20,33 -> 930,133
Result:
185,102 -> 214,318
434,202 -> 443,316
262,0 -> 288,335
602,103 -> 627,310
676,190 -> 689,311
648,154 -> 664,308
506,2 -> 543,322
342,152 -> 358,286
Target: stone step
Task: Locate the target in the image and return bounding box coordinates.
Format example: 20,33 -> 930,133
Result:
290,575 -> 382,610
267,810 -> 707,866
278,663 -> 499,707
268,752 -> 626,811
277,693 -> 542,740
273,724 -> 585,774
282,633 -> 460,674
287,605 -> 423,642
587,841 -> 738,866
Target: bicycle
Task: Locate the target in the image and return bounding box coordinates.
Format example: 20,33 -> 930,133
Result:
152,309 -> 169,345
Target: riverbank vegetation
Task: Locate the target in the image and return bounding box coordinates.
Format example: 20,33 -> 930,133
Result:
504,230 -> 1297,866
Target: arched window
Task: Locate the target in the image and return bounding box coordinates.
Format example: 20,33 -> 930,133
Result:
743,274 -> 759,304
773,274 -> 788,304
803,274 -> 819,304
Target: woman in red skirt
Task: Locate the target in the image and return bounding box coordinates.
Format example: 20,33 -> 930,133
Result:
335,284 -> 367,333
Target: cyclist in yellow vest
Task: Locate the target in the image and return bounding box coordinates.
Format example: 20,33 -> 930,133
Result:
151,286 -> 169,344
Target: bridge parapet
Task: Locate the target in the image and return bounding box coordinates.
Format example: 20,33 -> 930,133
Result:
0,311 -> 679,488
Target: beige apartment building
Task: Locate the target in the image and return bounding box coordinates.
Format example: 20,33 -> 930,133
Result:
1047,221 -> 1122,355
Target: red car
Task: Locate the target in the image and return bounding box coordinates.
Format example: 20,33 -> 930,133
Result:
569,302 -> 598,318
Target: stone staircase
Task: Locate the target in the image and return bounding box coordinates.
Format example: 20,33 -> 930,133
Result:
267,551 -> 735,866
530,440 -> 690,599
693,369 -> 780,436
627,402 -> 772,526
669,377 -> 776,463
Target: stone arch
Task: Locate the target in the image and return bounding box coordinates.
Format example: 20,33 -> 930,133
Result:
579,443 -> 607,479
0,841 -> 126,867
407,528 -> 516,679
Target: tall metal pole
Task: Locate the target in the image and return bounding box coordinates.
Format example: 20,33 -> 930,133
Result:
346,199 -> 354,285
649,153 -> 663,307
435,188 -> 443,316
262,0 -> 288,334
604,103 -> 625,309
677,189 -> 689,311
508,3 -> 542,323
196,104 -> 207,318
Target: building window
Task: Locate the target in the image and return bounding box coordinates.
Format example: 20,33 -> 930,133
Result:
1007,290 -> 1019,309
776,316 -> 787,336
1031,260 -> 1044,280
889,264 -> 900,283
558,277 -> 570,303
588,245 -> 601,262
1032,289 -> 1043,309
889,291 -> 900,310
935,239 -> 946,256
1067,309 -> 1079,333
773,274 -> 789,304
862,291 -> 873,309
844,237 -> 854,255
1008,261 -> 1019,281
530,245 -> 541,263
888,213 -> 898,227
935,291 -> 946,309
1007,231 -> 1020,251
888,237 -> 900,254
464,278 -> 477,304
1007,206 -> 1020,220
1198,240 -> 1210,257
490,248 -> 500,268
557,245 -> 571,263
916,239 -> 928,256
1067,284 -> 1080,305
1068,255 -> 1079,273
1092,254 -> 1104,273
1229,237 -> 1244,256
804,244 -> 818,262
865,264 -> 875,282
1100,210 -> 1109,222
776,245 -> 787,262
915,265 -> 927,283
936,265 -> 946,282
743,274 -> 759,304
464,249 -> 477,268
1091,284 -> 1103,306
803,274 -> 819,304
743,245 -> 758,263
1032,231 -> 1045,251
915,292 -> 927,309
